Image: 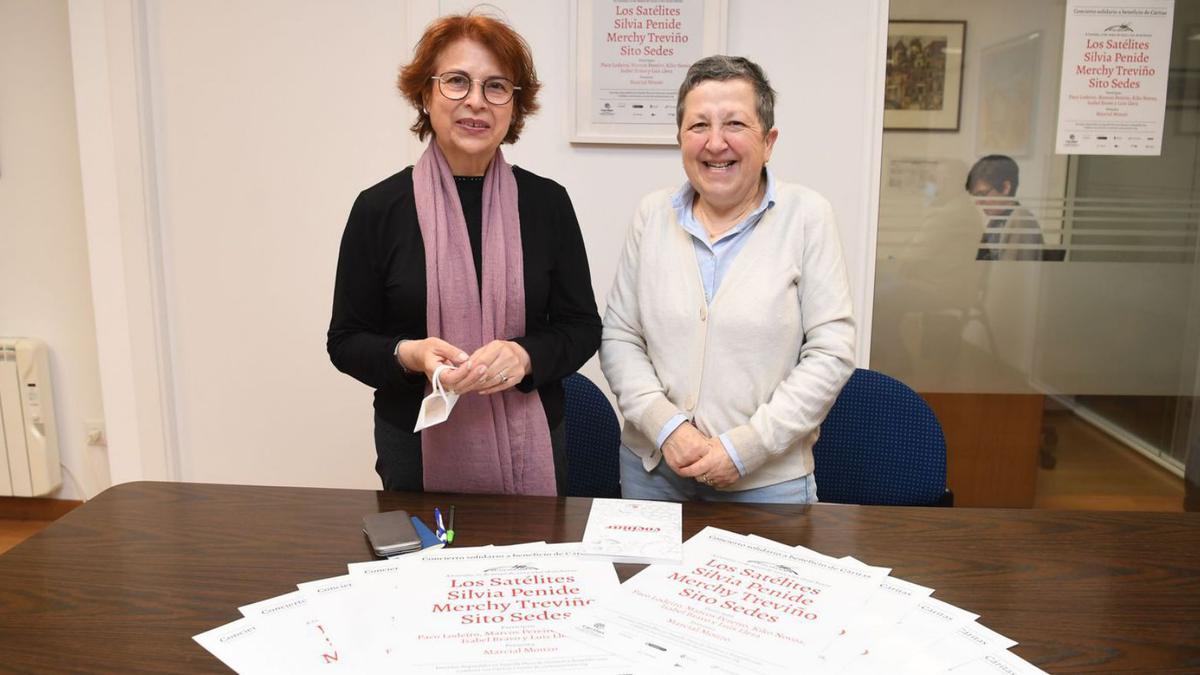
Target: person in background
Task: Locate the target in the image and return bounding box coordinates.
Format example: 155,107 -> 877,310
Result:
327,13 -> 601,496
601,55 -> 856,504
967,154 -> 1061,261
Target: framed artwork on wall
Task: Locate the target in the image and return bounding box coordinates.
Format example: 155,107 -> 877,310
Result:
884,20 -> 966,132
569,0 -> 727,145
976,31 -> 1042,157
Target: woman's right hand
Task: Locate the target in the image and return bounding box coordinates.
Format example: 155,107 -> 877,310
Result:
397,338 -> 470,384
661,422 -> 709,474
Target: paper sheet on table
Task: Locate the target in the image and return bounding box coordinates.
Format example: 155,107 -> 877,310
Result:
839,595 -> 979,675
294,574 -> 387,671
352,542 -> 629,674
818,574 -> 934,672
896,621 -> 1018,674
192,617 -> 275,674
239,589 -> 355,672
564,527 -> 890,674
948,648 -> 1049,674
581,497 -> 682,564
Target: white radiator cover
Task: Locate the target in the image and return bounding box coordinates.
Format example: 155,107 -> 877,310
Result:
0,338 -> 61,496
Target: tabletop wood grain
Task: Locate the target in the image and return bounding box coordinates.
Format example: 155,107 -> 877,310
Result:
0,481 -> 1196,673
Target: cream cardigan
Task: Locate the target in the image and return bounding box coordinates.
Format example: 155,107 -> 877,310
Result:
600,181 -> 856,491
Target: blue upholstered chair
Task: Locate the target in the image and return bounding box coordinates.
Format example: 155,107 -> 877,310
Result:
562,373 -> 621,498
812,368 -> 952,506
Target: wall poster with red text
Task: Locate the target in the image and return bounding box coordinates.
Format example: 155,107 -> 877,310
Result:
571,0 -> 726,144
1055,0 -> 1175,155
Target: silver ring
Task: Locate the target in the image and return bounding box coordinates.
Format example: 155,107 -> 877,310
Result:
499,372 -> 509,383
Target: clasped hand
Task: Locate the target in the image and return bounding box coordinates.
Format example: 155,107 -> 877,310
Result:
397,337 -> 531,395
662,422 -> 739,488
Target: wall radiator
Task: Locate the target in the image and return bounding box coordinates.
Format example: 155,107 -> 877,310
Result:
0,338 -> 61,496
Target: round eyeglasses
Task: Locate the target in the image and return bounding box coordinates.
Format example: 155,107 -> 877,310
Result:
430,72 -> 520,105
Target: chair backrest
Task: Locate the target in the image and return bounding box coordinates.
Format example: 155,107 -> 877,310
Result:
562,373 -> 621,498
812,369 -> 949,506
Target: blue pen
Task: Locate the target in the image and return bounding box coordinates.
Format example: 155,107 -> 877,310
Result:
434,507 -> 447,543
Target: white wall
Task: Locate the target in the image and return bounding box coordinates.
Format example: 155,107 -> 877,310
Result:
143,0 -> 414,488
0,0 -> 108,499
68,0 -> 885,490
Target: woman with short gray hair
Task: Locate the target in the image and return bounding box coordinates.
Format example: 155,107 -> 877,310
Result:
601,55 -> 855,503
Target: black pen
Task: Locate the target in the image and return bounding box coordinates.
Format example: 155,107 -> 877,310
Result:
446,505 -> 456,544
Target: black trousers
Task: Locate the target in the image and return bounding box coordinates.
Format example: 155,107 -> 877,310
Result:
373,411 -> 568,496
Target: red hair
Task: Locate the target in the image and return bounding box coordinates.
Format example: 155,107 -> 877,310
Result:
397,14 -> 541,144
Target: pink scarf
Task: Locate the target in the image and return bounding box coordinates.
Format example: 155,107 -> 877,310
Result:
412,141 -> 556,496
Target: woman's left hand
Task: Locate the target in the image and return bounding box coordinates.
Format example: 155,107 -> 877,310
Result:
453,340 -> 532,395
676,438 -> 740,489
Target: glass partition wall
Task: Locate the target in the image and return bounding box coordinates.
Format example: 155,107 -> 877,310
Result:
871,0 -> 1197,508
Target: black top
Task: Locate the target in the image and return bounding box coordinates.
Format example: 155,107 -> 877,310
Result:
456,176 -> 485,293
327,166 -> 602,432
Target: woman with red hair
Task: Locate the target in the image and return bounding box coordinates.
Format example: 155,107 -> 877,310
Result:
328,14 -> 600,496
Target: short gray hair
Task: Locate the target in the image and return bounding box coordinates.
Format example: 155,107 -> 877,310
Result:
676,55 -> 776,136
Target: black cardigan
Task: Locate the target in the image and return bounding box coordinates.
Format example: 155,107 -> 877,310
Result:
327,166 -> 602,433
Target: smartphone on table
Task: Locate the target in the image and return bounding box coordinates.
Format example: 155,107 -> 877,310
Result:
362,510 -> 421,557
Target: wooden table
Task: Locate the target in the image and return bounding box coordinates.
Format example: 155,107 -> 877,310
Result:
0,481 -> 1196,673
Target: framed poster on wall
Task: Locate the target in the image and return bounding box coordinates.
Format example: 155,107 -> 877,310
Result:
569,0 -> 727,145
884,20 -> 966,131
1054,0 -> 1174,155
976,32 -> 1042,157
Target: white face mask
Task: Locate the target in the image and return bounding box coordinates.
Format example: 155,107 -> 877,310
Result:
413,364 -> 460,432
